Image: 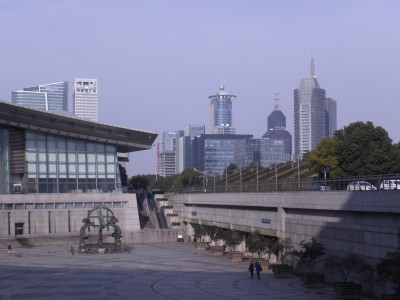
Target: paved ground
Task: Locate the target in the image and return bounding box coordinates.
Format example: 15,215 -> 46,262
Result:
0,242 -> 366,300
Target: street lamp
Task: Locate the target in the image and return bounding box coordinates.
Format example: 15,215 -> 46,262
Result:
274,158 -> 278,191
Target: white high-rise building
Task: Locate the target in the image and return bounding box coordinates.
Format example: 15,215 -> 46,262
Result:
73,78 -> 98,121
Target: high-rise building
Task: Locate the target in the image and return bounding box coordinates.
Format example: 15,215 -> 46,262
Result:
191,134 -> 252,174
175,125 -> 205,173
73,78 -> 98,121
262,93 -> 292,161
209,85 -> 236,134
294,59 -> 327,158
158,131 -> 181,177
11,81 -> 68,112
326,98 -> 337,136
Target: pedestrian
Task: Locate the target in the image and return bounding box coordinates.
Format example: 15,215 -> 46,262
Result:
255,261 -> 262,280
248,261 -> 255,279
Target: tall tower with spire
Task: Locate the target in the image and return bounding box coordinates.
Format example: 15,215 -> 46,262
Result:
294,58 -> 327,158
208,84 -> 236,134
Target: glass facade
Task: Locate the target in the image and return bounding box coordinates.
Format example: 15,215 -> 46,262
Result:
12,82 -> 68,112
0,127 -> 10,194
294,59 -> 327,158
209,85 -> 236,134
25,130 -> 121,193
11,91 -> 47,110
245,138 -> 286,167
191,134 -> 252,175
24,82 -> 68,112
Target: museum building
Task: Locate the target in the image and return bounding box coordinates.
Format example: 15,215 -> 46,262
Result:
0,100 -> 157,238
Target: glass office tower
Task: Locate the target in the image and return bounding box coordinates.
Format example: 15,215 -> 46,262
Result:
209,85 -> 236,134
294,59 -> 327,158
73,78 -> 98,121
12,82 -> 68,112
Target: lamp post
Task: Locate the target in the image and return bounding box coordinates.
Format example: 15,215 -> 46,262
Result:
274,158 -> 278,191
256,162 -> 259,192
239,167 -> 242,192
297,154 -> 300,189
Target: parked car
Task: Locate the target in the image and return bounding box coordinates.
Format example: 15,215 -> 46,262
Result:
380,179 -> 400,190
310,182 -> 321,191
346,181 -> 377,191
310,182 -> 331,191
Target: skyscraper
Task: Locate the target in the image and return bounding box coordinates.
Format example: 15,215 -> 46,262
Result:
175,125 -> 205,173
262,93 -> 292,161
11,81 -> 68,112
73,78 -> 98,122
294,59 -> 327,158
209,85 -> 236,134
326,98 -> 337,136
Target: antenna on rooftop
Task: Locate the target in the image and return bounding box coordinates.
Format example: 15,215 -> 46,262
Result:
311,57 -> 315,78
274,92 -> 279,110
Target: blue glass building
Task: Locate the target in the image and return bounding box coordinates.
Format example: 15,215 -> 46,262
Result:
208,85 -> 236,134
12,81 -> 68,112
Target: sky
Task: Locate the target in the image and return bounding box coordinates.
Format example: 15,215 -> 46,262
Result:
1,0 -> 400,176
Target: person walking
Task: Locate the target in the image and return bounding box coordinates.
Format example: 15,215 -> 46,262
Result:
255,261 -> 262,280
248,261 -> 254,279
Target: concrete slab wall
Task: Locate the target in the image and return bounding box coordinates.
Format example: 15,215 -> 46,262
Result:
0,193 -> 140,238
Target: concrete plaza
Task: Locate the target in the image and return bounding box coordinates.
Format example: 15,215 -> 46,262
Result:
0,242 -> 367,300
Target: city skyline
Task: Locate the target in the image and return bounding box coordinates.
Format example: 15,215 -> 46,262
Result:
1,1 -> 399,176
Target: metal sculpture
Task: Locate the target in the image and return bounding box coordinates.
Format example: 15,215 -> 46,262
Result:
79,205 -> 124,254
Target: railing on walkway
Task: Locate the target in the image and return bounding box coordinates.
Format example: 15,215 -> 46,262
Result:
168,174 -> 400,194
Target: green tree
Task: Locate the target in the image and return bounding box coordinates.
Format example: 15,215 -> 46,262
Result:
271,238 -> 293,264
190,223 -> 207,241
309,121 -> 400,177
171,168 -> 203,189
375,250 -> 400,295
129,175 -> 150,191
335,121 -> 398,176
246,232 -> 266,258
324,252 -> 372,282
293,238 -> 325,272
309,137 -> 340,177
223,230 -> 243,251
225,163 -> 239,175
203,225 -> 225,244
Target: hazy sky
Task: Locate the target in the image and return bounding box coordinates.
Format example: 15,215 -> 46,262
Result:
1,0 -> 400,176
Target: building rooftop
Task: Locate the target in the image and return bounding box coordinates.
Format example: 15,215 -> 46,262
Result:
0,100 -> 157,153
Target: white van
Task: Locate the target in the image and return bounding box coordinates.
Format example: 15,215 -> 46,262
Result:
380,179 -> 400,190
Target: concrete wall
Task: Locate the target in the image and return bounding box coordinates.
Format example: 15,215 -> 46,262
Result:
169,191 -> 400,297
0,193 -> 140,238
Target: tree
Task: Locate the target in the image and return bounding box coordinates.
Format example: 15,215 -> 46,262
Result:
129,175 -> 150,191
190,223 -> 207,241
324,252 -> 372,283
309,121 -> 400,176
223,230 -> 243,251
293,238 -> 325,272
171,168 -> 203,189
375,250 -> 400,295
225,163 -> 239,175
246,232 -> 268,258
203,225 -> 225,244
309,137 -> 340,177
271,238 -> 293,264
335,121 -> 398,176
